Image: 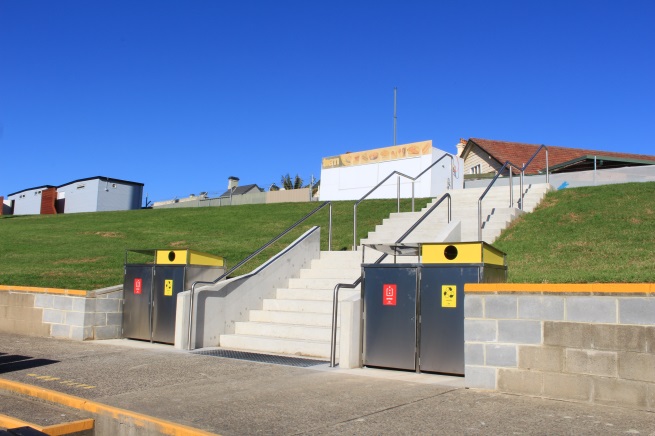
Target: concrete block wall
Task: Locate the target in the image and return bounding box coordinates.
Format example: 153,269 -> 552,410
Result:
464,285 -> 655,412
0,286 -> 123,340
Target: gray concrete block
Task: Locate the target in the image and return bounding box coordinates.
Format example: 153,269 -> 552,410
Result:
33,294 -> 54,309
65,311 -> 92,327
72,297 -> 95,313
497,368 -> 543,396
518,345 -> 563,372
485,296 -> 517,319
464,295 -> 484,318
465,343 -> 484,365
96,298 -> 121,313
649,327 -> 655,353
465,319 -> 497,342
592,324 -> 650,353
594,377 -> 649,409
50,323 -> 70,338
464,365 -> 496,389
52,296 -> 74,311
518,296 -> 564,320
619,298 -> 655,325
42,309 -> 65,324
544,321 -> 593,348
566,296 -> 617,323
543,372 -> 592,402
93,312 -> 107,326
107,312 -> 123,326
498,320 -> 542,344
648,383 -> 655,412
94,325 -> 122,340
485,344 -> 517,367
70,325 -> 93,340
619,352 -> 655,383
565,349 -> 617,377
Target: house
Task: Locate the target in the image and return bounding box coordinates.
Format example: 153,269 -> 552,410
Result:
457,138 -> 655,176
4,176 -> 144,216
218,176 -> 264,199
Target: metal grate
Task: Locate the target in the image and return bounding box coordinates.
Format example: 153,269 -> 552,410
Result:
192,349 -> 328,368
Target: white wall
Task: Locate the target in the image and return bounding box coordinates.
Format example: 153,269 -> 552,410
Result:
7,187 -> 47,215
57,178 -> 143,213
320,147 -> 462,201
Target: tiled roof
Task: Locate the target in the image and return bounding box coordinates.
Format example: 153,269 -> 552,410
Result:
218,184 -> 263,198
466,138 -> 655,174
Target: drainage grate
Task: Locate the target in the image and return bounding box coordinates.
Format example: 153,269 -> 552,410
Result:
192,349 -> 328,368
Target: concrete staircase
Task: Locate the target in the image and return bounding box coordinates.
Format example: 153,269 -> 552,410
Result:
218,183 -> 553,359
361,183 -> 552,244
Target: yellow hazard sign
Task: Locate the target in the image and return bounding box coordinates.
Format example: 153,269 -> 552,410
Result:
442,285 -> 456,308
164,279 -> 173,296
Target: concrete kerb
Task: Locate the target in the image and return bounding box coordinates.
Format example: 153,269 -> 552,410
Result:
0,378 -> 218,436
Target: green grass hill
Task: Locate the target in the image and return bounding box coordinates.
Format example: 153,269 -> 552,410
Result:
1,182 -> 653,289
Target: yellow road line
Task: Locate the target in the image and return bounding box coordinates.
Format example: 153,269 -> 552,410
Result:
0,378 -> 219,436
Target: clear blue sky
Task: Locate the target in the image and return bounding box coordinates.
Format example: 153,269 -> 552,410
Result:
1,1 -> 653,203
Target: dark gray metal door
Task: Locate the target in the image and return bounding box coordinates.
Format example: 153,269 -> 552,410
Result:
363,265 -> 418,371
152,266 -> 186,344
419,266 -> 475,375
122,265 -> 154,341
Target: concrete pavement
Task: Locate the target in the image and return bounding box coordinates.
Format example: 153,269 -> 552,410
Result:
1,333 -> 653,435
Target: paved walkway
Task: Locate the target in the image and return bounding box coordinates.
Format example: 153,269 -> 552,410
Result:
1,333 -> 654,435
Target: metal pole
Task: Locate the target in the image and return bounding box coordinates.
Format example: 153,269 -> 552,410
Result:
328,203 -> 332,251
594,155 -> 597,186
411,182 -> 415,212
353,204 -> 357,250
397,175 -> 400,213
520,166 -> 524,211
393,87 -> 397,146
478,199 -> 482,241
546,149 -> 549,184
509,168 -> 514,208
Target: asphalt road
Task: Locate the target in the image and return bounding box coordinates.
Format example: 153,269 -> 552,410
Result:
1,333 -> 654,435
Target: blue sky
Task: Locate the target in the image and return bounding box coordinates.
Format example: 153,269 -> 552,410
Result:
1,1 -> 653,203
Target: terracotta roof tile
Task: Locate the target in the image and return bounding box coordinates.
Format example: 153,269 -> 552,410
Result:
468,138 -> 655,174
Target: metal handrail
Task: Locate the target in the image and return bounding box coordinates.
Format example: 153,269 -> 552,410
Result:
477,144 -> 549,241
477,160 -> 522,240
353,153 -> 455,249
186,201 -> 333,350
330,193 -> 451,367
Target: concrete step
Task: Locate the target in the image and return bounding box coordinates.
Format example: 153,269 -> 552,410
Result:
287,277 -> 361,290
262,298 -> 334,313
219,334 -> 332,359
298,268 -> 361,279
249,309 -> 336,327
277,287 -> 360,301
234,321 -> 333,341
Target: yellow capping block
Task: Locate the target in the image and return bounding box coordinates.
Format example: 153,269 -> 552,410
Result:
0,378 -> 219,436
465,283 -> 655,294
0,413 -> 94,436
155,249 -> 224,266
422,242 -> 506,266
0,285 -> 87,296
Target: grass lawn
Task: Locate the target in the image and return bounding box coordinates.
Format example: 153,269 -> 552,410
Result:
0,198 -> 429,290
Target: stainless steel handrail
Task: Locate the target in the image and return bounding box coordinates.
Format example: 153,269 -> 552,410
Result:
477,161 -> 522,240
186,201 -> 333,350
353,153 -> 455,249
330,193 -> 451,367
477,144 -> 549,241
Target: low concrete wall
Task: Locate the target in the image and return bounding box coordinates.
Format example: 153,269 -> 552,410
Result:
177,226 -> 321,349
0,285 -> 123,340
464,284 -> 655,412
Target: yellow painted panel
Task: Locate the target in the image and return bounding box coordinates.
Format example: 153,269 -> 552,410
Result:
156,250 -> 188,265
422,242 -> 506,266
188,250 -> 224,267
155,249 -> 224,266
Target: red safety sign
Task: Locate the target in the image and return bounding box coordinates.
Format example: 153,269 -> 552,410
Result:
383,284 -> 397,306
134,278 -> 143,295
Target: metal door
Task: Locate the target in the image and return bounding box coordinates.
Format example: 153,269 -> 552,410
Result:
419,266 -> 477,375
363,265 -> 418,371
122,265 -> 154,341
151,266 -> 186,344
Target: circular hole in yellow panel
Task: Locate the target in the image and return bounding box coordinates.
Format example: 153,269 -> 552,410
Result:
444,245 -> 458,260
168,251 -> 176,262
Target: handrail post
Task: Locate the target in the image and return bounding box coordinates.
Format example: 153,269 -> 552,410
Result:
478,199 -> 482,241
509,168 -> 514,208
397,175 -> 400,213
520,169 -> 524,210
328,203 -> 333,251
353,204 -> 357,250
411,181 -> 415,212
546,149 -> 549,184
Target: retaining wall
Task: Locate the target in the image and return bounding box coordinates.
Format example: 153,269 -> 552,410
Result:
464,283 -> 655,412
0,285 -> 123,340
